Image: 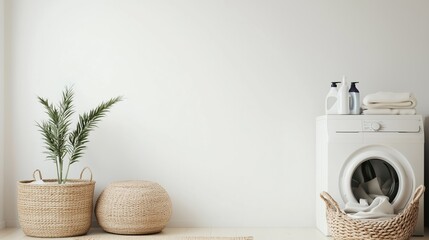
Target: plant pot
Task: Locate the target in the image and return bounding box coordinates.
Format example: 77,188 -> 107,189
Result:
17,168 -> 95,238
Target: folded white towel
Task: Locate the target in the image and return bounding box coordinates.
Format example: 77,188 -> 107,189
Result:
344,196 -> 396,219
363,92 -> 415,104
363,92 -> 417,109
363,108 -> 416,115
363,102 -> 417,109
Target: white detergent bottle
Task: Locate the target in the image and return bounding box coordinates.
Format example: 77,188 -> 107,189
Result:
325,81 -> 340,114
337,76 -> 350,114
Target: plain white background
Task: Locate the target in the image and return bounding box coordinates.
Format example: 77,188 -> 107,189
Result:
1,0 -> 429,228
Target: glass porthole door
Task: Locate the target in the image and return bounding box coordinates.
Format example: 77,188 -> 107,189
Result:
340,145 -> 414,213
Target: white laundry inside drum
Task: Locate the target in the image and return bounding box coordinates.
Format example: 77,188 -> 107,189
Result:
351,159 -> 399,205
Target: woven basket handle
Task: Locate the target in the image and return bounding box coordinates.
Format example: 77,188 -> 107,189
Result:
320,191 -> 340,212
412,185 -> 425,203
79,167 -> 93,182
32,169 -> 43,181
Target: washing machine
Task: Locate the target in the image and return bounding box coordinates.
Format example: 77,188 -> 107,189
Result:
316,115 -> 424,236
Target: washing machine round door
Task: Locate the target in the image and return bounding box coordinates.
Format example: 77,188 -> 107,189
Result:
339,145 -> 414,212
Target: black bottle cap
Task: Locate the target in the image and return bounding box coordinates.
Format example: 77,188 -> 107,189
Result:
349,82 -> 359,93
331,81 -> 340,87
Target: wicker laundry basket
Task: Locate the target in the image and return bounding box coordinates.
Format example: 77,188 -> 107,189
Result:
95,180 -> 172,235
17,168 -> 95,238
320,185 -> 425,240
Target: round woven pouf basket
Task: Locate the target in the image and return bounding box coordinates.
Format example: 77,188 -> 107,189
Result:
95,180 -> 172,235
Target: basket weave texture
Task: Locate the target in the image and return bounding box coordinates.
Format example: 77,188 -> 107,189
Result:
320,185 -> 425,240
95,180 -> 173,235
17,168 -> 95,238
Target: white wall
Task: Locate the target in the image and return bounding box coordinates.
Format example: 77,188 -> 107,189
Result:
0,0 -> 5,229
3,0 -> 429,227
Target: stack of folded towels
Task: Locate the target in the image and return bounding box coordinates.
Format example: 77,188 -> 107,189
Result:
362,92 -> 417,115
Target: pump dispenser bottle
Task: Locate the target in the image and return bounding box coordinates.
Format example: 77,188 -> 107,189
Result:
337,76 -> 350,114
325,82 -> 340,114
349,82 -> 360,115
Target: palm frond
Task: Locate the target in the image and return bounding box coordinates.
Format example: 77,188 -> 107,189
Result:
59,86 -> 75,128
37,87 -> 122,184
38,97 -> 60,127
36,121 -> 57,163
56,87 -> 74,163
68,96 -> 123,165
37,89 -> 75,167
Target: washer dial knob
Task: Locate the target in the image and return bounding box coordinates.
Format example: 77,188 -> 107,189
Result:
371,122 -> 381,131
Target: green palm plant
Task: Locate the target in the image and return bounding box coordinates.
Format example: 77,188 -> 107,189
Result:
36,87 -> 122,184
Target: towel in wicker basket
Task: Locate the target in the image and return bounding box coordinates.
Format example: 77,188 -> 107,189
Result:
320,185 -> 425,240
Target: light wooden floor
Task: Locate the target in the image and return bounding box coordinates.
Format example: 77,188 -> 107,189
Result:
3,227 -> 323,240
1,228 -> 429,240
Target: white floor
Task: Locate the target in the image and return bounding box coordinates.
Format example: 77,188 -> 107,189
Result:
1,228 -> 429,240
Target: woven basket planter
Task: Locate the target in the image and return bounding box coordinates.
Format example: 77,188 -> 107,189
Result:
320,185 -> 425,240
17,168 -> 95,238
95,180 -> 172,234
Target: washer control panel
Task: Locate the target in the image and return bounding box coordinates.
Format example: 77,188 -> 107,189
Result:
363,121 -> 383,132
362,120 -> 420,132
324,115 -> 423,134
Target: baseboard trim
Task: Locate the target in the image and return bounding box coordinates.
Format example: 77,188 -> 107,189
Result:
5,219 -> 19,228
